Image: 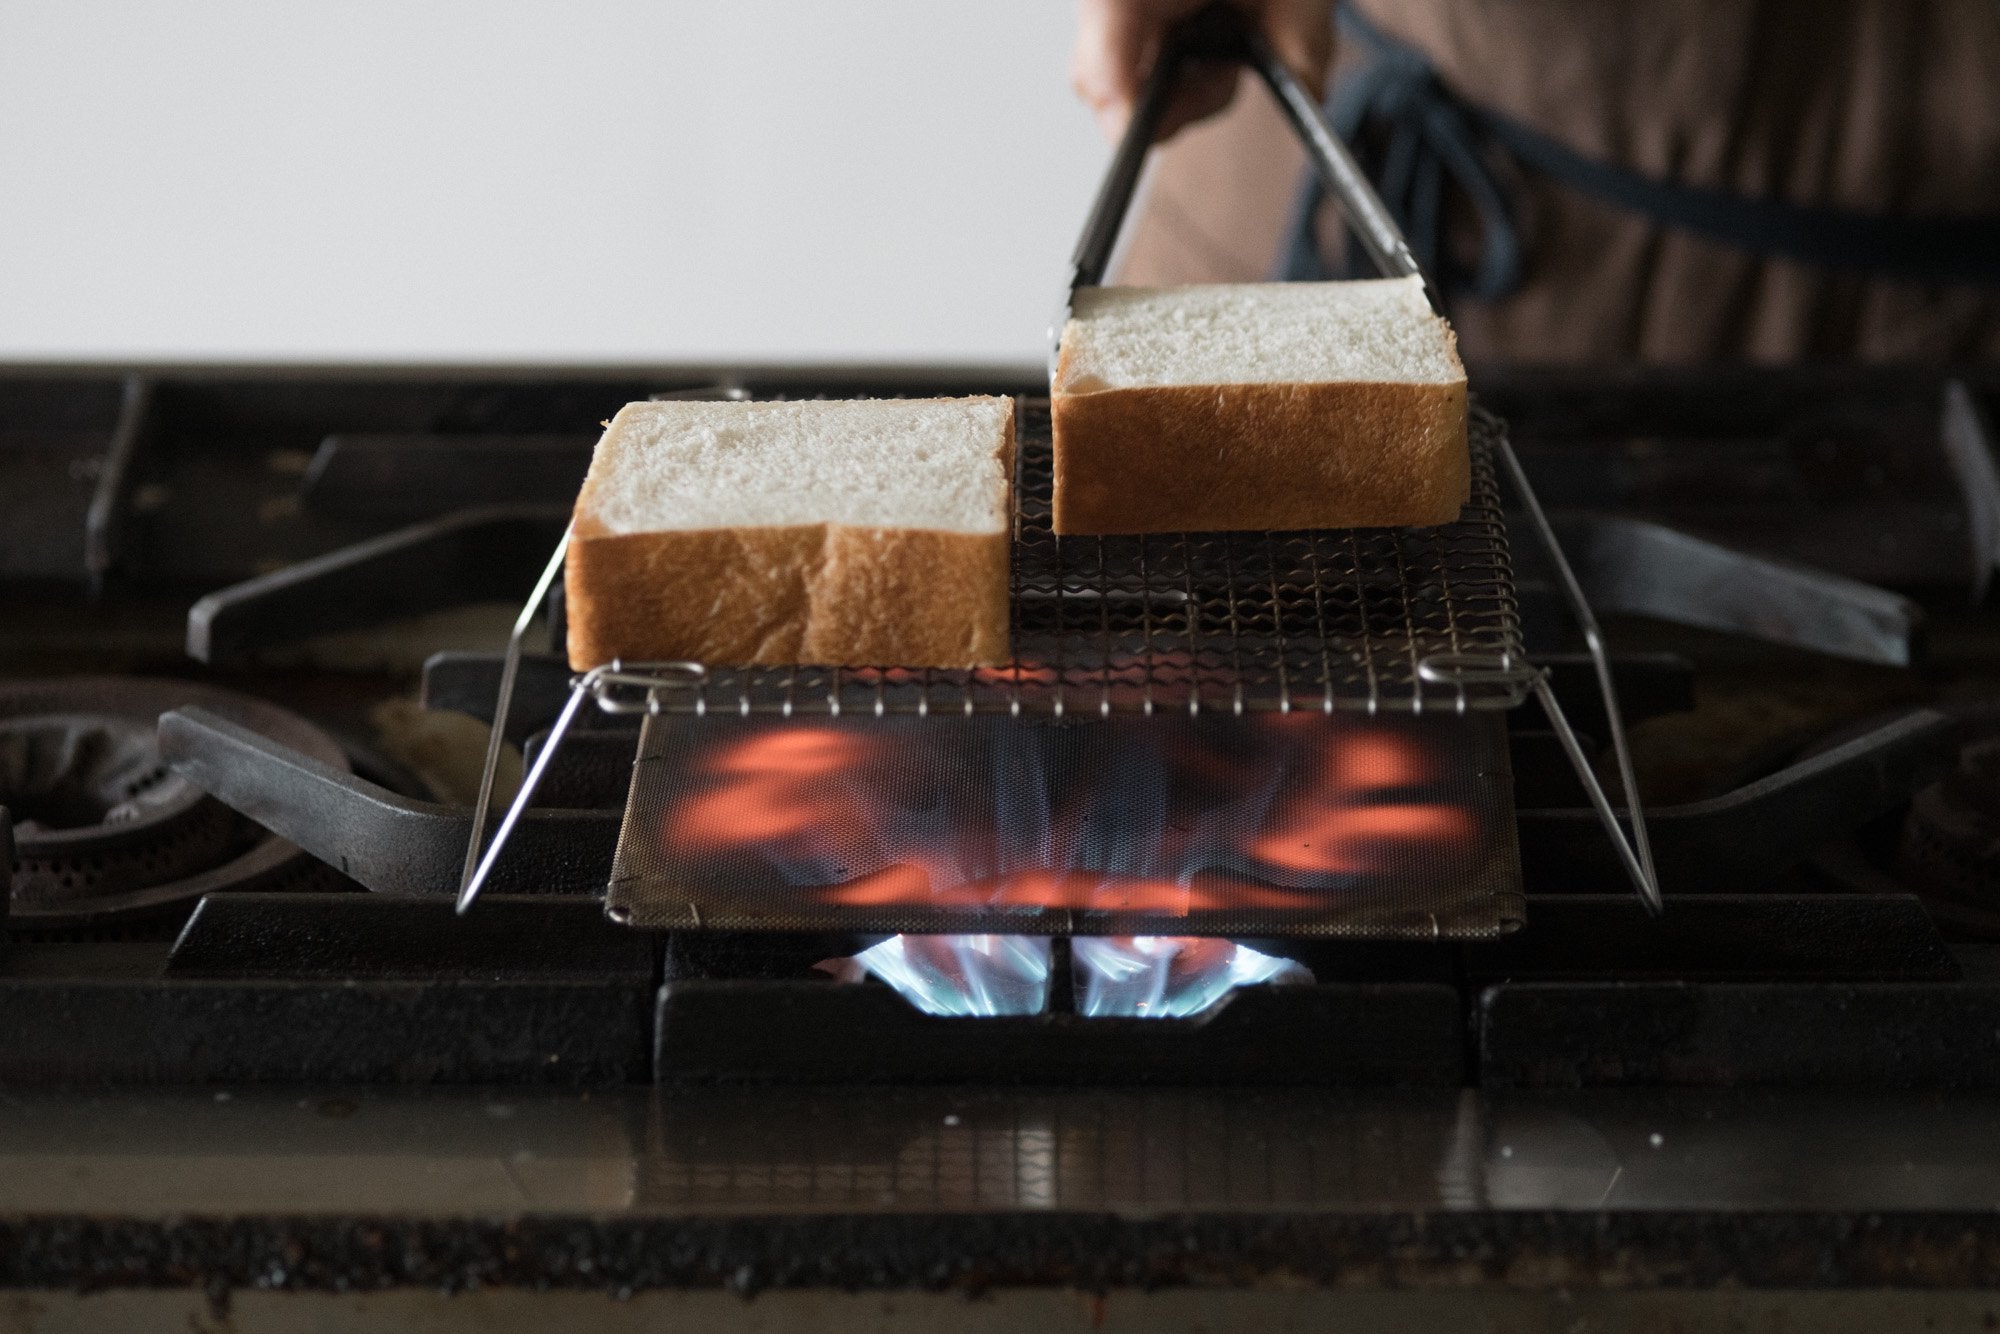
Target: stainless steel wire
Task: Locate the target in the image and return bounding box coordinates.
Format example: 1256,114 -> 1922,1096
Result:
652,402 -> 1525,720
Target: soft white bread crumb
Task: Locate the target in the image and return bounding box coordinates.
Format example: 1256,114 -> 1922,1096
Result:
1048,278 -> 1468,535
565,396 -> 1014,669
579,398 -> 1013,536
1056,276 -> 1459,393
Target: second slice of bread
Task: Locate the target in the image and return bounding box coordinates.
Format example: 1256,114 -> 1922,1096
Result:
564,398 -> 1014,670
1051,277 -> 1469,535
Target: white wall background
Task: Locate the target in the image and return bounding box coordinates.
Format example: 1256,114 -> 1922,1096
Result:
0,2 -> 1108,365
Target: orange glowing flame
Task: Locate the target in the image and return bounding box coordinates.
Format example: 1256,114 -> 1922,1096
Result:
819,869 -> 1196,913
1333,729 -> 1427,786
969,662 -> 1062,689
819,863 -> 933,905
665,717 -> 1486,916
815,869 -> 1365,914
670,727 -> 877,851
1249,726 -> 1474,876
1249,803 -> 1476,875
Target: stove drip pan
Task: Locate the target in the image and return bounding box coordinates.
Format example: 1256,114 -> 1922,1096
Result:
608,711 -> 1523,939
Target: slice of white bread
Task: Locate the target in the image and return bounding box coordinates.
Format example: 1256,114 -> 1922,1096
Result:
564,397 -> 1014,670
1051,277 -> 1468,534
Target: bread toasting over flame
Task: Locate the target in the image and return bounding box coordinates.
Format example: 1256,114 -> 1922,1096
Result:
564,397 -> 1014,670
1051,277 -> 1469,535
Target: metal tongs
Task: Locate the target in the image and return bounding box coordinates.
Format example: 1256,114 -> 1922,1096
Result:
1051,0 -> 1423,378
457,7 -> 1661,917
1044,2 -> 1662,915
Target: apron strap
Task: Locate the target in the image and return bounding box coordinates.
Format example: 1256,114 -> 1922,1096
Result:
1284,4 -> 2000,294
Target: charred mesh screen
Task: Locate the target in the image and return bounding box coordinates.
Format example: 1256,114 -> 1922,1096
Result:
646,400 -> 1524,718
606,711 -> 1523,938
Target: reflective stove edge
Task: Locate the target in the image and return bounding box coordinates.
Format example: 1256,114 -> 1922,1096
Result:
3,1085 -> 1998,1218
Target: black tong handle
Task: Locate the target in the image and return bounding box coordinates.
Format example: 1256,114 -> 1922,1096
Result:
1068,1 -> 1425,296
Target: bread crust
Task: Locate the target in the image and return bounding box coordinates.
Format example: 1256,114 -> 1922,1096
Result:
564,525 -> 1010,670
564,401 -> 1015,671
1050,377 -> 1469,535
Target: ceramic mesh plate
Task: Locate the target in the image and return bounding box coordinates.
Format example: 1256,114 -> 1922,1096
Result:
607,710 -> 1523,939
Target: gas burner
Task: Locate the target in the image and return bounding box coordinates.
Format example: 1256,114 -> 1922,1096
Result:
1900,735 -> 2000,935
0,677 -> 350,925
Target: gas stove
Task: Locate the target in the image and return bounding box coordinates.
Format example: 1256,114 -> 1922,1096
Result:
4,362 -> 2000,1316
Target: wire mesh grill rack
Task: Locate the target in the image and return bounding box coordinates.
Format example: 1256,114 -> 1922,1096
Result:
458,396 -> 1658,921
657,401 -> 1524,720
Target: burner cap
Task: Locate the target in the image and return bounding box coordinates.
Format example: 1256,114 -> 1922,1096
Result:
1,713 -> 201,834
1,677 -> 349,921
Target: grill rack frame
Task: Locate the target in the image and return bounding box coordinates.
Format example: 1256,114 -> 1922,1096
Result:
454,3 -> 1660,921
450,400 -> 1659,925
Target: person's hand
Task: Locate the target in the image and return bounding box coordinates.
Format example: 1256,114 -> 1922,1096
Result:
1072,0 -> 1335,143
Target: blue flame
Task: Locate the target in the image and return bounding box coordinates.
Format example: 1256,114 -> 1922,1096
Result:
847,934 -> 1051,1017
1072,937 -> 1311,1018
846,934 -> 1310,1018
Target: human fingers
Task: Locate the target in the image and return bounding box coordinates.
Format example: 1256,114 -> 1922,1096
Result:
1251,0 -> 1335,101
1072,0 -> 1213,141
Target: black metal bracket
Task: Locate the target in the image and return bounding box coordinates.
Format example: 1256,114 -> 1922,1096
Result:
422,650 -> 582,743
302,433 -> 593,523
83,375 -> 157,596
1547,512 -> 1923,666
186,506 -> 568,665
158,706 -> 616,896
1517,708 -> 1957,893
1943,378 -> 2000,600
1,804 -> 11,946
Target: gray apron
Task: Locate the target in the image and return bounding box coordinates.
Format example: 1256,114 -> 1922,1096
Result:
1115,0 -> 2000,363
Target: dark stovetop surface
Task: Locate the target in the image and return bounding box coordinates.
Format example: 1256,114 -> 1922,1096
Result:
4,363 -> 2000,1306
6,1084 -> 2000,1295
